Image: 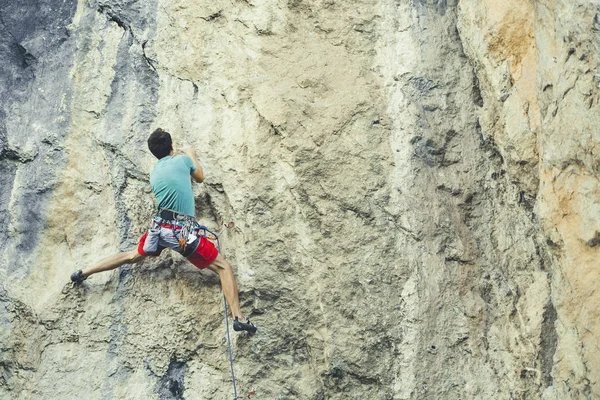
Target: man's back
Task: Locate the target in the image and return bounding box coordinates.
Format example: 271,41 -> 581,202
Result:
150,155 -> 196,216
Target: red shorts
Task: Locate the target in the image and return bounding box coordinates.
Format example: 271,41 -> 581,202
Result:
137,232 -> 219,269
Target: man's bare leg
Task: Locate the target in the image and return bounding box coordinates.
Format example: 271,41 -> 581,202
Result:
207,253 -> 256,333
80,249 -> 145,279
207,253 -> 242,318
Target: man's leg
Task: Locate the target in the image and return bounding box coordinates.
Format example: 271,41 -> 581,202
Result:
206,253 -> 256,333
73,249 -> 145,281
185,238 -> 256,333
207,253 -> 242,318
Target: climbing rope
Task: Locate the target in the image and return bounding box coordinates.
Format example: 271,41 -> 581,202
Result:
199,224 -> 240,400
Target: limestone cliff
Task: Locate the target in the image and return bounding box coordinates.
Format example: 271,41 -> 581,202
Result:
0,0 -> 598,399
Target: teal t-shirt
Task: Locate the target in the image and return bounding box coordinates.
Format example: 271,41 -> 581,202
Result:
150,155 -> 197,216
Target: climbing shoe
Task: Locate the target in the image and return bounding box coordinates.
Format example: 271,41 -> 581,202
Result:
70,270 -> 87,284
233,317 -> 257,334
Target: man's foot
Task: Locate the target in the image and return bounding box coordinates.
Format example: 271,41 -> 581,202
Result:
70,270 -> 87,284
233,316 -> 257,333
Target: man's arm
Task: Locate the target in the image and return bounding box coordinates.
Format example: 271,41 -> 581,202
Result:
182,147 -> 205,183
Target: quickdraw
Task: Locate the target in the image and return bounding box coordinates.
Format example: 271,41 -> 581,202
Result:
177,218 -> 200,257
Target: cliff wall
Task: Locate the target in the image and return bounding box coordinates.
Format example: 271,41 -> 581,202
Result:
0,0 -> 598,398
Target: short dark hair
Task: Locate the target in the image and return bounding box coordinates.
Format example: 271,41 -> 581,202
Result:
148,128 -> 172,159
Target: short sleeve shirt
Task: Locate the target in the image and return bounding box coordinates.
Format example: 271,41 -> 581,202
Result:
150,155 -> 196,216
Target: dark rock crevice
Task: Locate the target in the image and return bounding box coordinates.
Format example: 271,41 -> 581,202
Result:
157,358 -> 187,400
539,299 -> 558,388
98,4 -> 130,31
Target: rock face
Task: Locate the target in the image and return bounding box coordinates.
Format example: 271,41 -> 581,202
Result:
0,0 -> 598,398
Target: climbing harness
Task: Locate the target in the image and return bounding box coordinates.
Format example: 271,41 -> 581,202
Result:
148,209 -> 201,256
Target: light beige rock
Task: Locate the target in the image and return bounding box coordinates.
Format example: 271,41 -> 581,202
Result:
0,0 -> 598,398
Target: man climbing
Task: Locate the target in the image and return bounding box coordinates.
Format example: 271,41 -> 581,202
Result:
70,128 -> 256,333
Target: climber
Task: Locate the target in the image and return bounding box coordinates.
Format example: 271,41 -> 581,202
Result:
70,128 -> 256,334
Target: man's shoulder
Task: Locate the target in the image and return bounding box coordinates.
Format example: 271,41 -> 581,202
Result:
153,155 -> 190,166
173,154 -> 193,163
152,155 -> 193,176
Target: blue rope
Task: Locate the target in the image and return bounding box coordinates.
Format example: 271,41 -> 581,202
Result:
200,226 -> 238,400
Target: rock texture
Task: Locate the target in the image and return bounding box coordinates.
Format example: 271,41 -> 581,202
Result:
0,0 -> 598,399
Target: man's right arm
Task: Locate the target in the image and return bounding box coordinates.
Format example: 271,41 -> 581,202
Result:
182,147 -> 205,183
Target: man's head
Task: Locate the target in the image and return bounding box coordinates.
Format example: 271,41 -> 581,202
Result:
148,128 -> 173,159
